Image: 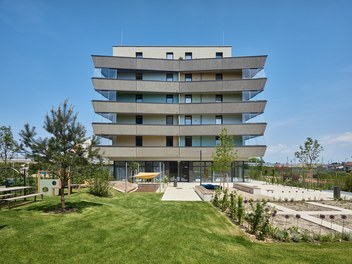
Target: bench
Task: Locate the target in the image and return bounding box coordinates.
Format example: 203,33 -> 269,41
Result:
233,183 -> 261,195
195,186 -> 214,202
2,193 -> 44,209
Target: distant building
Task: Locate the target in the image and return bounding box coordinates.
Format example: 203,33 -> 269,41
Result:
91,46 -> 268,182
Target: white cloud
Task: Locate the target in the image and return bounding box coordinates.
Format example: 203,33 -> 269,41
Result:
266,144 -> 295,154
320,132 -> 352,147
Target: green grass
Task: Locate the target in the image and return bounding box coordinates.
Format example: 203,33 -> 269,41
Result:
1,191 -> 351,264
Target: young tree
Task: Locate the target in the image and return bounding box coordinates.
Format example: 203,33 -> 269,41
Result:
20,100 -> 100,211
212,128 -> 238,189
294,137 -> 323,169
0,126 -> 21,179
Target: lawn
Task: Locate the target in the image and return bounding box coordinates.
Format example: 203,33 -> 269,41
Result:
1,191 -> 351,264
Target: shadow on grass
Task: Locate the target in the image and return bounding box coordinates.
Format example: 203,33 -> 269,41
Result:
0,225 -> 7,230
25,200 -> 103,214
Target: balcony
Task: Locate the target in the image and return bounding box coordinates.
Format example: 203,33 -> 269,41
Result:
92,55 -> 267,72
179,78 -> 266,93
92,78 -> 267,94
92,123 -> 267,136
94,146 -> 267,161
92,78 -> 179,93
92,100 -> 266,115
180,101 -> 266,114
92,101 -> 179,114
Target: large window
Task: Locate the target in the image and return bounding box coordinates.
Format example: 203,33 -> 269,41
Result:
215,115 -> 223,125
136,52 -> 143,58
166,115 -> 173,125
216,52 -> 223,58
166,136 -> 173,147
100,68 -> 117,79
216,136 -> 220,146
215,94 -> 223,102
185,94 -> 192,103
136,115 -> 143,124
166,52 -> 173,59
185,52 -> 192,60
185,115 -> 192,125
185,136 -> 192,147
136,72 -> 143,80
136,94 -> 143,103
166,73 -> 173,82
136,136 -> 143,146
215,73 -> 223,80
185,74 -> 192,82
166,94 -> 173,103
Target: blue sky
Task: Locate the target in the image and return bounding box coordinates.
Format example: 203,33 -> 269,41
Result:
0,0 -> 351,163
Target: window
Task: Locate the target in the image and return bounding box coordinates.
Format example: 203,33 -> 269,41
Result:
166,136 -> 173,147
166,94 -> 173,103
136,94 -> 143,103
215,94 -> 223,102
185,115 -> 192,125
166,52 -> 173,59
185,136 -> 192,147
136,136 -> 143,146
216,136 -> 220,146
136,72 -> 143,80
215,115 -> 223,125
166,73 -> 173,82
185,74 -> 192,82
136,52 -> 143,58
101,68 -> 117,79
216,52 -> 223,58
166,115 -> 173,125
185,52 -> 192,60
136,115 -> 143,124
215,73 -> 223,80
185,94 -> 192,103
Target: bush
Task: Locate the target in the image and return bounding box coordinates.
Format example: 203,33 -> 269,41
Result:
89,169 -> 111,197
246,200 -> 271,239
221,188 -> 229,212
212,188 -> 221,208
237,195 -> 245,225
229,192 -> 237,220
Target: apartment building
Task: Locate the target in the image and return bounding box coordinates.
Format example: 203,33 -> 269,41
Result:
91,46 -> 267,182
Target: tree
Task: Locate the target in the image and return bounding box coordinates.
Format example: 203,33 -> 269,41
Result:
294,137 -> 323,169
0,126 -> 21,179
212,128 -> 238,189
20,100 -> 100,211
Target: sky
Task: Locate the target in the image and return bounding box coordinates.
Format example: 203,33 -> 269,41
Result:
0,0 -> 351,163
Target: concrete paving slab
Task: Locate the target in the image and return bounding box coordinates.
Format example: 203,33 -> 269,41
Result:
162,182 -> 202,201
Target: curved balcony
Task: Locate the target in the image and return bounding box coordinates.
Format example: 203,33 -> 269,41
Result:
94,145 -> 267,161
92,55 -> 267,72
92,101 -> 266,115
92,123 -> 267,136
92,78 -> 267,94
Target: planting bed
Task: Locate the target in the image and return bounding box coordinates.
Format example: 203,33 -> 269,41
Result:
272,202 -> 338,212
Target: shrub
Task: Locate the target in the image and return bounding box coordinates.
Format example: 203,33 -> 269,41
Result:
246,200 -> 271,239
229,192 -> 237,220
221,188 -> 229,212
89,169 -> 111,197
237,195 -> 245,225
212,188 -> 221,208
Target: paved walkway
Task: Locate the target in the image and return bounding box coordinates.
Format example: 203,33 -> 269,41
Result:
268,202 -> 352,233
161,182 -> 202,201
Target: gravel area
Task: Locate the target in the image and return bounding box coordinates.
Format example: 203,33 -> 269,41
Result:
319,200 -> 352,210
271,215 -> 331,235
271,202 -> 338,211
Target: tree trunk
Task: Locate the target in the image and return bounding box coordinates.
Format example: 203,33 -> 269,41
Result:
59,172 -> 66,211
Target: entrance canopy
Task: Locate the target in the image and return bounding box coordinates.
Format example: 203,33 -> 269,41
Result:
132,172 -> 160,179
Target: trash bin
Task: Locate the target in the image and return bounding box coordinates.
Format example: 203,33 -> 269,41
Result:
333,186 -> 341,200
173,177 -> 177,187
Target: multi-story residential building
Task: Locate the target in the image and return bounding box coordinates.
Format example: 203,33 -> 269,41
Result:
91,46 -> 267,182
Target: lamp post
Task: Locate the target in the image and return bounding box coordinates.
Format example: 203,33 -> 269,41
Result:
200,150 -> 202,185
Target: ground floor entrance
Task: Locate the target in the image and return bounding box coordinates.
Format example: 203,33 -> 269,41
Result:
113,161 -> 246,182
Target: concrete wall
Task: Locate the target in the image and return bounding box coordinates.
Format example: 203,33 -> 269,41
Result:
112,46 -> 232,59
